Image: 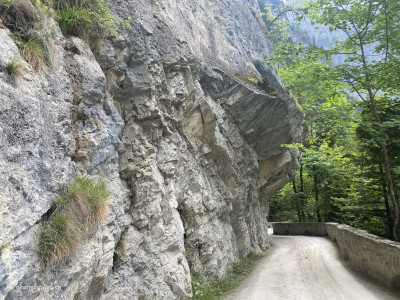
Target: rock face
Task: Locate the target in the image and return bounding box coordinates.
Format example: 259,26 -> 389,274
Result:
0,0 -> 302,299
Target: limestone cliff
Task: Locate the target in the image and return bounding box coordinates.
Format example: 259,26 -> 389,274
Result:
0,0 -> 302,298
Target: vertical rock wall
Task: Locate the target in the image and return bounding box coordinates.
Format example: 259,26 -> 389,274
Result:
0,0 -> 302,299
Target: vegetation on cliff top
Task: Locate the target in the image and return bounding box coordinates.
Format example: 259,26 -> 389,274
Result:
0,0 -> 130,75
55,0 -> 130,38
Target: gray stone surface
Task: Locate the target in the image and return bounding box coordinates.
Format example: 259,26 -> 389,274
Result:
272,222 -> 400,290
0,0 -> 303,298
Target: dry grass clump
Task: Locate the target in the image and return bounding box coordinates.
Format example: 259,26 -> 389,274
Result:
241,74 -> 262,85
38,176 -> 110,264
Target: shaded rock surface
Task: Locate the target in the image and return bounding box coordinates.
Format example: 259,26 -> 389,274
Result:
0,0 -> 302,299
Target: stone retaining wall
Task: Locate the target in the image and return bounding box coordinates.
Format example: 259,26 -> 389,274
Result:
272,222 -> 400,290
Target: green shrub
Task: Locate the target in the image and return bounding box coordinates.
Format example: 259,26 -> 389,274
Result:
191,252 -> 263,299
0,0 -> 14,19
0,0 -> 49,71
31,0 -> 51,11
20,36 -> 48,70
6,56 -> 23,76
38,176 -> 110,263
55,0 -> 130,38
0,0 -> 38,31
56,5 -> 94,36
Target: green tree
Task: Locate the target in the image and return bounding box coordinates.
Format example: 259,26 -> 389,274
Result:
302,0 -> 400,240
267,43 -> 358,225
269,0 -> 400,240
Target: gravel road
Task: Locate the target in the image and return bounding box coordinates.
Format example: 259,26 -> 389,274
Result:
225,232 -> 399,300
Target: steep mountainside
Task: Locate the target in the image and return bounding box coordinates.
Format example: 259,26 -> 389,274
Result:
0,0 -> 302,298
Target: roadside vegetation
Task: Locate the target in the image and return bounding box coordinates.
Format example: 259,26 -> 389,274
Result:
262,0 -> 400,240
191,252 -> 263,300
38,176 -> 109,263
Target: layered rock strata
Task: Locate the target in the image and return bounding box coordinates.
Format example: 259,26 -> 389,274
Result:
0,0 -> 302,298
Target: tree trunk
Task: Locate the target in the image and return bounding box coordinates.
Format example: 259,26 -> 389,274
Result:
323,170 -> 328,222
379,142 -> 398,241
367,92 -> 398,240
380,163 -> 393,238
359,40 -> 399,241
313,169 -> 321,222
292,180 -> 301,221
299,162 -> 306,221
393,175 -> 400,235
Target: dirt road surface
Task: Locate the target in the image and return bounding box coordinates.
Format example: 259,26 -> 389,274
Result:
225,232 -> 399,300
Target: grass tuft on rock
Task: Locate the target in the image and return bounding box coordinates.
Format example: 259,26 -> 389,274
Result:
5,56 -> 23,76
191,252 -> 264,300
55,0 -> 130,39
38,176 -> 110,264
20,36 -> 48,70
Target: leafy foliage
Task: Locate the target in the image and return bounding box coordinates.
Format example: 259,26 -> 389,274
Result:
268,0 -> 400,240
255,0 -> 311,44
55,0 -> 130,38
2,0 -> 130,48
261,6 -> 291,42
56,5 -> 94,36
0,0 -> 14,19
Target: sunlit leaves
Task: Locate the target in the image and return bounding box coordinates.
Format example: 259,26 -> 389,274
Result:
267,0 -> 400,239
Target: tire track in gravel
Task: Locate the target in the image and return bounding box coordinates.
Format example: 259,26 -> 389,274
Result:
224,233 -> 399,300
